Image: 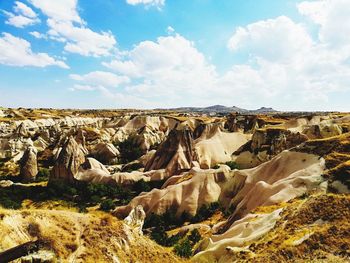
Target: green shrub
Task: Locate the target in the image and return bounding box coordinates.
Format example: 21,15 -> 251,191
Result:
188,229 -> 201,244
133,179 -> 151,193
0,196 -> 21,209
225,161 -> 239,170
174,239 -> 192,258
150,227 -> 181,247
116,137 -> 143,163
122,162 -> 144,172
36,167 -> 50,182
191,202 -> 220,223
100,199 -> 115,211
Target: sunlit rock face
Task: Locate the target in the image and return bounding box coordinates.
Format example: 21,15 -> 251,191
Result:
144,126 -> 195,175
50,136 -> 86,183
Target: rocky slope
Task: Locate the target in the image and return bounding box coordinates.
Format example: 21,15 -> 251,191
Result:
0,108 -> 349,262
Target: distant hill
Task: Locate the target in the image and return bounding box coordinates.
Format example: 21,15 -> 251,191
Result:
162,105 -> 278,114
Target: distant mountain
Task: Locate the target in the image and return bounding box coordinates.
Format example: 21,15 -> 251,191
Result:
251,107 -> 279,113
162,105 -> 277,114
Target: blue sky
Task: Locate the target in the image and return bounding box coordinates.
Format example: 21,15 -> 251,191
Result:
0,0 -> 349,111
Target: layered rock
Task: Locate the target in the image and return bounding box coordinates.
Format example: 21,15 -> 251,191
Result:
144,126 -> 195,175
114,166 -> 233,218
233,128 -> 308,168
193,122 -> 251,168
124,205 -> 146,235
75,157 -> 111,184
224,114 -> 261,133
50,137 -> 86,183
19,146 -> 38,182
90,142 -> 119,164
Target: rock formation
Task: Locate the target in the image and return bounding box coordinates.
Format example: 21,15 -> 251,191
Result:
124,205 -> 146,234
19,146 -> 38,182
91,142 -> 119,164
144,126 -> 195,175
50,136 -> 86,183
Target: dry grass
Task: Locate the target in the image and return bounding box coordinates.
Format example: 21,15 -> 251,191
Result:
226,194 -> 350,262
0,208 -> 185,262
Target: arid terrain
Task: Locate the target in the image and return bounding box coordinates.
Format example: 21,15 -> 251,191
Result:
0,107 -> 349,262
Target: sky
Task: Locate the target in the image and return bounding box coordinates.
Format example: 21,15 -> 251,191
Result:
0,0 -> 349,111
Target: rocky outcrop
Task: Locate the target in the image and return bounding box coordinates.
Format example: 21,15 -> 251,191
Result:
144,126 -> 194,175
19,146 -> 38,182
224,114 -> 261,133
193,123 -> 251,168
124,205 -> 146,235
75,157 -> 111,184
302,123 -> 342,139
233,128 -> 308,168
90,142 -> 119,164
50,137 -> 86,183
115,166 -> 233,218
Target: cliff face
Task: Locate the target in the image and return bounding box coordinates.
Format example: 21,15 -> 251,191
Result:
50,137 -> 86,183
144,126 -> 195,175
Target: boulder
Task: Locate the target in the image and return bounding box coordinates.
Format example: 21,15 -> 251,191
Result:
20,146 -> 38,182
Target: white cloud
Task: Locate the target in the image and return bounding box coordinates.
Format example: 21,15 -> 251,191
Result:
224,12 -> 350,110
69,71 -> 130,88
298,0 -> 350,47
28,0 -> 117,57
126,0 -> 165,8
3,2 -> 40,28
166,26 -> 175,34
102,34 -> 216,103
29,31 -> 47,39
0,33 -> 69,69
14,1 -> 37,18
47,19 -> 116,57
228,16 -> 313,62
28,0 -> 83,24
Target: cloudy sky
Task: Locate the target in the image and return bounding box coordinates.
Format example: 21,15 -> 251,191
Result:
0,0 -> 349,111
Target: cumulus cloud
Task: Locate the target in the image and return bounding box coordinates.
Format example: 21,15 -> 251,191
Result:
298,0 -> 350,47
102,34 -> 216,105
126,0 -> 165,8
28,0 -> 117,57
70,1 -> 350,110
29,31 -> 47,39
228,16 -> 313,62
28,0 -> 82,24
3,1 -> 40,28
224,9 -> 350,109
0,33 -> 69,68
70,71 -> 130,88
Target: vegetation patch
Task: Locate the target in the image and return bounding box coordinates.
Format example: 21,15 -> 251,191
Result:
114,136 -> 144,163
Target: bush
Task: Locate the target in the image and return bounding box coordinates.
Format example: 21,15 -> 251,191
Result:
133,179 -> 151,193
174,239 -> 192,258
191,202 -> 220,223
150,228 -> 181,247
116,137 -> 144,163
225,161 -> 239,170
36,167 -> 50,182
212,164 -> 220,169
0,196 -> 21,209
122,162 -> 144,173
188,229 -> 201,244
100,199 -> 115,211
